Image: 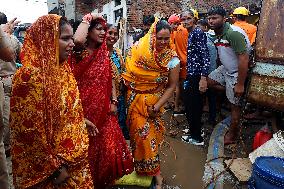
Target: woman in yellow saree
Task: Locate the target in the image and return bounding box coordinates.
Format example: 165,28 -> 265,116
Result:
10,15 -> 94,188
122,19 -> 180,188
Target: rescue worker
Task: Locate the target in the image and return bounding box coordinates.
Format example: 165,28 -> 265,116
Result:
232,7 -> 257,45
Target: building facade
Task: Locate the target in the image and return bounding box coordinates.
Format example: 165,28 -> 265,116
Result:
48,0 -> 261,29
47,0 -> 261,52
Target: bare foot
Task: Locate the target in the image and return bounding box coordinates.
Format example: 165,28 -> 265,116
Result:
155,175 -> 163,189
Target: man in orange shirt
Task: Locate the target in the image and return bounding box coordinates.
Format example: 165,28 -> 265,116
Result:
233,7 -> 257,45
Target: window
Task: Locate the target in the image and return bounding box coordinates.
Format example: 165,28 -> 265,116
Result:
114,8 -> 123,23
115,0 -> 121,6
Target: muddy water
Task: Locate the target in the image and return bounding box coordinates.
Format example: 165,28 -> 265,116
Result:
160,136 -> 207,189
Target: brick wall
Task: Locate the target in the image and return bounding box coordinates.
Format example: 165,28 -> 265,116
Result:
186,0 -> 261,12
126,0 -> 183,29
76,0 -> 261,28
93,0 -> 110,12
75,0 -> 95,20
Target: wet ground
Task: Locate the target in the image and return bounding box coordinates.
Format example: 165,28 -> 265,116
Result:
8,105 -> 272,189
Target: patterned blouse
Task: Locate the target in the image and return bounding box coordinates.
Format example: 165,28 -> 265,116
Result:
186,27 -> 210,77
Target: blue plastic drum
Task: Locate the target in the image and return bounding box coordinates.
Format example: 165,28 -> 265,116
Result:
249,156 -> 284,189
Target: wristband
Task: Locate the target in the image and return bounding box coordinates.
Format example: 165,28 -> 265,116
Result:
81,20 -> 90,26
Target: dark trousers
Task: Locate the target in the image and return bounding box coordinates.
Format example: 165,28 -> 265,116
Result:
183,76 -> 204,142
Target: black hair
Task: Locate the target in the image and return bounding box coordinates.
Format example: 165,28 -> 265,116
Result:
72,20 -> 81,32
143,15 -> 155,26
89,19 -> 105,32
107,23 -> 118,30
235,14 -> 246,21
59,17 -> 71,34
156,20 -> 171,33
0,12 -> 7,25
208,6 -> 227,17
107,23 -> 119,35
196,19 -> 209,27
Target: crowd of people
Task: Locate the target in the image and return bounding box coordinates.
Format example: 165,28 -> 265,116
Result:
0,4 -> 258,189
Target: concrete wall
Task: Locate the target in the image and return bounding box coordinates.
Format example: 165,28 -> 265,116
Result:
92,0 -> 127,25
47,0 -> 75,20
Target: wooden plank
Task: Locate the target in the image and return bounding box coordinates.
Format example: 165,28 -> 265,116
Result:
225,158 -> 252,184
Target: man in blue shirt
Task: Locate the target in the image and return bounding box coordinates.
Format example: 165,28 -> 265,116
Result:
181,10 -> 210,146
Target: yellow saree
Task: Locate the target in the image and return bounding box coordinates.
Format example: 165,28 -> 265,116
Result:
122,19 -> 177,176
10,15 -> 93,188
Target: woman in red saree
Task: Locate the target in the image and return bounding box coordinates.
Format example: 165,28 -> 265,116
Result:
70,14 -> 133,188
10,15 -> 93,188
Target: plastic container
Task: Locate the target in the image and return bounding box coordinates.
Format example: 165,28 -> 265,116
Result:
248,156 -> 284,189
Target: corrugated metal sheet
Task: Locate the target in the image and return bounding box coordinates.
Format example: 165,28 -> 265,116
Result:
255,0 -> 284,64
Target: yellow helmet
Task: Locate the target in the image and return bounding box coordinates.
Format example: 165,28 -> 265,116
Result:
190,8 -> 199,19
233,7 -> 249,16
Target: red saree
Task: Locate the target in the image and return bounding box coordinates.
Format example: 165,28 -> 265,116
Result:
69,21 -> 133,188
